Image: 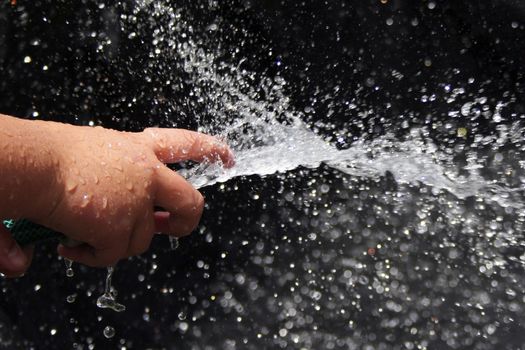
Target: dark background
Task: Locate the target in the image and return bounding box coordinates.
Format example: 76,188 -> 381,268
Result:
0,0 -> 524,349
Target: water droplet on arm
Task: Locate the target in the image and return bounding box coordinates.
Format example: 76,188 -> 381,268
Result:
80,194 -> 91,208
66,179 -> 78,192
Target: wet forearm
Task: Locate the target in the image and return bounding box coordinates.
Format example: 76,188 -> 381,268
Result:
0,114 -> 61,221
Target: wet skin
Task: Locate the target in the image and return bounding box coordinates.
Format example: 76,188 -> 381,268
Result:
0,114 -> 235,276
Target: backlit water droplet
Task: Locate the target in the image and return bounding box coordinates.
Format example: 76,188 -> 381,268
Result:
96,266 -> 126,313
64,258 -> 74,277
103,326 -> 115,339
169,236 -> 179,250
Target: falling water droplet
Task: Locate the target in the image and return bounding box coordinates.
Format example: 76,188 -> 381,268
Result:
66,293 -> 77,303
169,236 -> 179,250
96,266 -> 126,312
64,258 -> 74,277
103,326 -> 115,339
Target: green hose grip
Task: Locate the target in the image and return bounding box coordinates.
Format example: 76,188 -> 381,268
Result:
3,219 -> 64,246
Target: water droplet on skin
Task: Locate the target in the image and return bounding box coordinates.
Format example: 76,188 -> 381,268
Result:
93,175 -> 99,184
156,139 -> 167,149
80,194 -> 91,208
103,326 -> 115,339
101,197 -> 108,209
113,164 -> 123,172
126,182 -> 134,191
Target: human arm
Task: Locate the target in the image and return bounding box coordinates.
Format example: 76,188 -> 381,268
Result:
0,114 -> 234,276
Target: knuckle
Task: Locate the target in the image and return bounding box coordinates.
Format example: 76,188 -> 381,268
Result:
143,127 -> 158,135
183,131 -> 201,151
141,128 -> 155,141
142,128 -> 166,147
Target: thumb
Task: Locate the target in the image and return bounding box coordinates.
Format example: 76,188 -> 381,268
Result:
0,224 -> 33,277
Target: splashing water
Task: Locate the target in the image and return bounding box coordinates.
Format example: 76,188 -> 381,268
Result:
96,266 -> 125,313
8,2 -> 525,349
141,4 -> 525,214
126,3 -> 525,349
184,123 -> 525,211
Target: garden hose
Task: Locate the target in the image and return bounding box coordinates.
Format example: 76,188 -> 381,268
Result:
3,219 -> 64,246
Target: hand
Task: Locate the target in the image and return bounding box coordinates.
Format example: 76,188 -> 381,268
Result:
34,124 -> 234,268
0,225 -> 33,277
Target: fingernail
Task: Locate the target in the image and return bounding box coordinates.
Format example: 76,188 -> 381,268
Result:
7,243 -> 26,269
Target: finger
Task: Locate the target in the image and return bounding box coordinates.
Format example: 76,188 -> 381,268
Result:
22,245 -> 34,268
154,211 -> 171,233
154,211 -> 192,237
58,243 -> 123,268
0,225 -> 32,277
155,166 -> 205,236
168,210 -> 203,237
126,214 -> 155,257
144,128 -> 235,167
